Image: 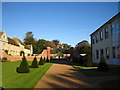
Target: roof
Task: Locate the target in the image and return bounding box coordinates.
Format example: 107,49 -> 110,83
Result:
12,37 -> 25,45
7,37 -> 19,46
0,31 -> 4,38
90,12 -> 120,36
24,45 -> 31,50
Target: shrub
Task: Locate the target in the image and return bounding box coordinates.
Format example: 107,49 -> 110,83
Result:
27,54 -> 30,56
17,56 -> 30,73
50,56 -> 53,60
44,57 -> 46,64
46,57 -> 49,62
86,54 -> 93,67
39,57 -> 44,65
2,57 -> 7,61
97,56 -> 109,72
4,50 -> 8,55
31,57 -> 38,68
9,54 -> 12,56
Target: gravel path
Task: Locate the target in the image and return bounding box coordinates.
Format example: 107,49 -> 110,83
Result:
34,60 -> 119,88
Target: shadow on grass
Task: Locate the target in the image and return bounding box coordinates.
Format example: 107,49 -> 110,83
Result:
99,80 -> 120,88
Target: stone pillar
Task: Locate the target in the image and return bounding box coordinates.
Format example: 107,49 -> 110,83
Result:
47,47 -> 51,60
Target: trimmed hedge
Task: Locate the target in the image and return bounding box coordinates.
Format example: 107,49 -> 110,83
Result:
17,56 -> 30,73
30,57 -> 38,68
46,57 -> 49,62
43,57 -> 46,64
2,57 -> 7,61
39,57 -> 44,65
97,56 -> 109,72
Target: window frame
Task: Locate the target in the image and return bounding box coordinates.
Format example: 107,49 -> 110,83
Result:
96,33 -> 99,43
106,47 -> 110,59
105,27 -> 109,39
96,50 -> 99,59
100,31 -> 103,41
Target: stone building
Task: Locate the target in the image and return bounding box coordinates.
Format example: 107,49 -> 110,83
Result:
90,13 -> 120,65
0,31 -> 33,58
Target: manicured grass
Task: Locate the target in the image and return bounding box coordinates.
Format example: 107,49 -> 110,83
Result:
2,61 -> 52,88
75,65 -> 120,77
0,62 -> 2,87
99,80 -> 120,88
71,62 -> 120,77
73,65 -> 97,69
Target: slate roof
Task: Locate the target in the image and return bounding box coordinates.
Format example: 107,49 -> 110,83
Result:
7,37 -> 19,46
90,12 -> 120,36
24,45 -> 31,50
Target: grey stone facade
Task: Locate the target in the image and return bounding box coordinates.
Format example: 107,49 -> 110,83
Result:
90,13 -> 120,65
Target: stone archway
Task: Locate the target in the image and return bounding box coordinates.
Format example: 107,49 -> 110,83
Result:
20,51 -> 25,56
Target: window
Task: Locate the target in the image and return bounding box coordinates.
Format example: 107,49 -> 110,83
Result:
100,31 -> 103,40
105,27 -> 109,39
92,36 -> 95,44
96,50 -> 99,59
96,33 -> 99,43
106,47 -> 110,59
100,49 -> 104,58
112,47 -> 116,58
115,21 -> 119,34
111,23 -> 115,36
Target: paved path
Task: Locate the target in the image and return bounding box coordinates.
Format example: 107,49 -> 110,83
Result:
34,61 -> 119,88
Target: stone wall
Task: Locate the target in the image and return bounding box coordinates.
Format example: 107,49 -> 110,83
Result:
1,47 -> 51,61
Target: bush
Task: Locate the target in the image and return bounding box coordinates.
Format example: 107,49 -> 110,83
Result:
86,54 -> 93,67
97,56 -> 109,72
39,57 -> 44,65
50,56 -> 53,60
5,50 -> 8,55
31,57 -> 38,68
27,54 -> 30,56
46,57 -> 49,62
17,56 -> 30,73
2,57 -> 7,61
43,57 -> 46,64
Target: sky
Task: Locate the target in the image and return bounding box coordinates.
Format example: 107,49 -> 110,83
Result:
2,2 -> 119,47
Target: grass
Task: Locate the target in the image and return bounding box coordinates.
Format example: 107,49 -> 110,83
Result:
2,61 -> 52,88
71,62 -> 120,77
79,67 -> 120,77
73,65 -> 97,69
99,80 -> 120,88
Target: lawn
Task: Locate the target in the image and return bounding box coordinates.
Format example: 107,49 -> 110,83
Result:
72,64 -> 120,77
2,61 -> 52,88
99,80 -> 120,88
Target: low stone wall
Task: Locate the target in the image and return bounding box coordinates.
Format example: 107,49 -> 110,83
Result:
1,47 -> 51,61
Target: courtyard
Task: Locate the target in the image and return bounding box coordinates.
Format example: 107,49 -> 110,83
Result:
1,1 -> 120,89
2,59 -> 120,89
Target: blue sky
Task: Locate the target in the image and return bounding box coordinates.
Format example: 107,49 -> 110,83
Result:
2,2 -> 118,47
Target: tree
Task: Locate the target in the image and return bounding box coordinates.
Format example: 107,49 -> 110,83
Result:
86,54 -> 93,67
24,32 -> 34,45
17,56 -> 30,73
52,40 -> 60,46
36,39 -> 56,54
75,40 -> 91,55
43,57 -> 46,64
23,32 -> 37,54
31,57 -> 38,68
46,57 -> 49,62
36,39 -> 47,54
39,57 -> 44,65
57,52 -> 63,58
